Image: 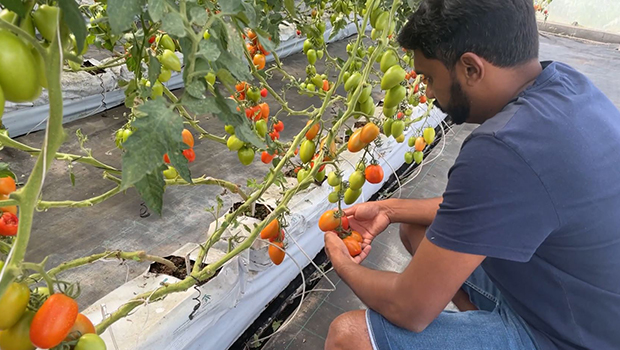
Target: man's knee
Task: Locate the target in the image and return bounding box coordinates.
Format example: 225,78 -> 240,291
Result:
399,223 -> 427,256
325,311 -> 371,350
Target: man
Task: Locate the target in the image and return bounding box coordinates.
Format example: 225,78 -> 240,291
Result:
323,0 -> 620,349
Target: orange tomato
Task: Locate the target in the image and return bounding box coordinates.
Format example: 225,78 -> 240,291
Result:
305,120 -> 320,140
318,209 -> 342,232
0,194 -> 17,215
365,164 -> 384,184
182,129 -> 194,148
0,177 -> 15,195
259,102 -> 270,120
347,129 -> 367,153
235,82 -> 248,92
247,43 -> 257,56
260,219 -> 280,240
343,236 -> 362,256
253,54 -> 266,70
350,230 -> 363,243
261,151 -> 274,164
414,137 -> 426,152
269,241 -> 285,265
247,29 -> 257,41
322,80 -> 329,91
359,122 -> 380,144
65,313 -> 96,341
320,137 -> 337,161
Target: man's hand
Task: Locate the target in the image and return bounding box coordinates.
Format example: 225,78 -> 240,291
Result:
324,231 -> 366,270
344,201 -> 391,253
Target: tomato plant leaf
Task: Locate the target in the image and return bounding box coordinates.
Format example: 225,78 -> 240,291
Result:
189,5 -> 207,26
185,80 -> 205,99
0,0 -> 25,18
220,0 -> 243,13
0,163 -> 15,180
120,99 -> 192,193
283,0 -> 296,17
133,167 -> 165,215
239,2 -> 257,27
226,26 -> 246,62
213,90 -> 263,148
213,50 -> 251,82
198,40 -> 220,62
58,0 -> 87,53
162,12 -> 186,38
107,0 -> 144,35
215,68 -> 236,88
181,94 -> 220,116
148,53 -> 161,86
147,0 -> 165,22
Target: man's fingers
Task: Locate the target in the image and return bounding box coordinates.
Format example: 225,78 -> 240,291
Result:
343,206 -> 356,216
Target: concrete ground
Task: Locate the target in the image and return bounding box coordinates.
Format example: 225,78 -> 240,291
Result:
1,29 -> 618,348
260,34 -> 620,349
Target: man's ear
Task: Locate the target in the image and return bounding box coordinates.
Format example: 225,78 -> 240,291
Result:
458,53 -> 485,86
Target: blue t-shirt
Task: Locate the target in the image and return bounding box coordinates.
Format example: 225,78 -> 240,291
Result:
427,61 -> 620,350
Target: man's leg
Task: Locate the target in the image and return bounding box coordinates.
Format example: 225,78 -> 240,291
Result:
399,222 -> 477,311
325,310 -> 373,350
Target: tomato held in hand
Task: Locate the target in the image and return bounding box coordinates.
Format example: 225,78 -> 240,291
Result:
260,219 -> 280,240
0,282 -> 30,330
0,212 -> 18,236
0,310 -> 35,350
365,164 -> 384,184
74,333 -> 106,350
182,129 -> 194,148
343,236 -> 362,256
183,148 -> 196,163
269,242 -> 285,265
350,231 -> 363,243
0,177 -> 16,195
30,294 -> 79,349
65,314 -> 96,341
318,209 -> 343,232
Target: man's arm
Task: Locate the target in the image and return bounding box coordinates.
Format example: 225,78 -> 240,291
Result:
382,197 -> 442,226
327,234 -> 484,332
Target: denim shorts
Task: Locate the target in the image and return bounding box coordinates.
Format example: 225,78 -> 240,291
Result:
366,267 -> 539,350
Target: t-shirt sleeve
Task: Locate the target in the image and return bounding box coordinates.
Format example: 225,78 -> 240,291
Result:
427,134 -> 559,262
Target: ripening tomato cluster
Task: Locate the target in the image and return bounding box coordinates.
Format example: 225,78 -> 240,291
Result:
318,209 -> 363,257
404,127 -> 436,165
260,219 -> 286,265
244,29 -> 269,70
0,280 -> 105,350
299,19 -> 330,95
0,176 -> 18,237
161,129 -> 196,172
233,82 -> 270,122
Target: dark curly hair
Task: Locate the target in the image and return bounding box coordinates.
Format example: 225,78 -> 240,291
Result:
397,0 -> 539,69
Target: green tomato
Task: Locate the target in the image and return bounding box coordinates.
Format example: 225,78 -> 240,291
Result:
0,86 -> 4,119
384,85 -> 406,109
358,84 -> 372,103
357,47 -> 367,58
344,72 -> 362,92
205,72 -> 216,86
74,333 -> 107,350
380,50 -> 398,73
247,87 -> 261,102
159,49 -> 181,72
307,49 -> 317,65
317,22 -> 326,34
423,127 -> 436,145
395,134 -> 405,143
225,125 -> 235,135
343,71 -> 351,83
237,147 -> 255,166
306,83 -> 316,92
328,191 -> 340,203
315,170 -> 326,182
151,81 -> 164,99
122,129 -> 133,142
390,120 -> 405,138
316,50 -> 324,59
255,120 -> 267,137
374,11 -> 389,31
404,108 -> 413,116
297,168 -> 309,183
303,39 -> 313,54
383,105 -> 397,118
227,135 -> 244,151
33,5 -> 59,42
414,151 -> 424,164
159,34 -> 176,51
381,65 -> 406,90
370,6 -> 382,27
348,170 -> 365,191
299,139 -> 316,164
0,283 -> 30,330
327,171 -> 341,187
203,29 -> 211,40
163,166 -> 178,179
344,188 -> 362,205
20,14 -> 36,40
367,46 -> 375,56
383,119 -> 393,137
0,30 -> 42,102
409,93 -> 420,107
404,151 -> 414,164
0,9 -> 17,24
346,43 -> 353,54
370,28 -> 381,40
159,68 -> 172,83
0,310 -> 35,350
360,97 -> 375,116
33,286 -> 49,297
408,137 -> 415,147
311,74 -> 323,88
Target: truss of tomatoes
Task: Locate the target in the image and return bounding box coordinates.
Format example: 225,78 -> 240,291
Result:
318,209 -> 363,257
0,175 -> 18,236
260,219 -> 286,265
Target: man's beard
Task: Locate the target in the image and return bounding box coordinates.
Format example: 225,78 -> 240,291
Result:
434,80 -> 470,125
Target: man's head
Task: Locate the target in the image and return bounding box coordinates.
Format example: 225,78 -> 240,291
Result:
398,0 -> 539,124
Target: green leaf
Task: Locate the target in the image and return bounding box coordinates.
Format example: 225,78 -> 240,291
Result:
213,50 -> 250,82
185,80 -> 205,99
220,0 -> 242,12
284,0 -> 296,17
108,0 -> 143,35
226,26 -> 246,61
240,2 -> 257,27
148,0 -> 165,22
133,168 -> 165,215
58,0 -> 87,53
189,5 -> 207,26
181,94 -> 220,116
213,91 -> 263,148
255,32 -> 276,55
162,12 -> 186,38
148,53 -> 161,86
0,0 -> 25,18
215,68 -> 236,87
0,163 -> 15,180
197,40 -> 220,61
121,99 -> 192,193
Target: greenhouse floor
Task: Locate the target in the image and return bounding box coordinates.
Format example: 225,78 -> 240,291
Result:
1,27 -> 618,350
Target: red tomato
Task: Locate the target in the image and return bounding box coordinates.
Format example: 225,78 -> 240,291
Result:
365,164 -> 384,184
414,84 -> 419,93
269,131 -> 280,141
0,177 -> 16,195
274,121 -> 284,132
65,313 -> 96,341
260,219 -> 280,240
163,154 -> 170,164
269,242 -> 285,265
261,151 -> 274,164
270,229 -> 285,242
419,95 -> 427,104
322,80 -> 329,91
148,35 -> 156,44
0,212 -> 18,236
341,215 -> 349,230
182,129 -> 194,148
183,148 -> 196,163
310,155 -> 326,173
260,88 -> 268,98
30,294 -> 79,349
